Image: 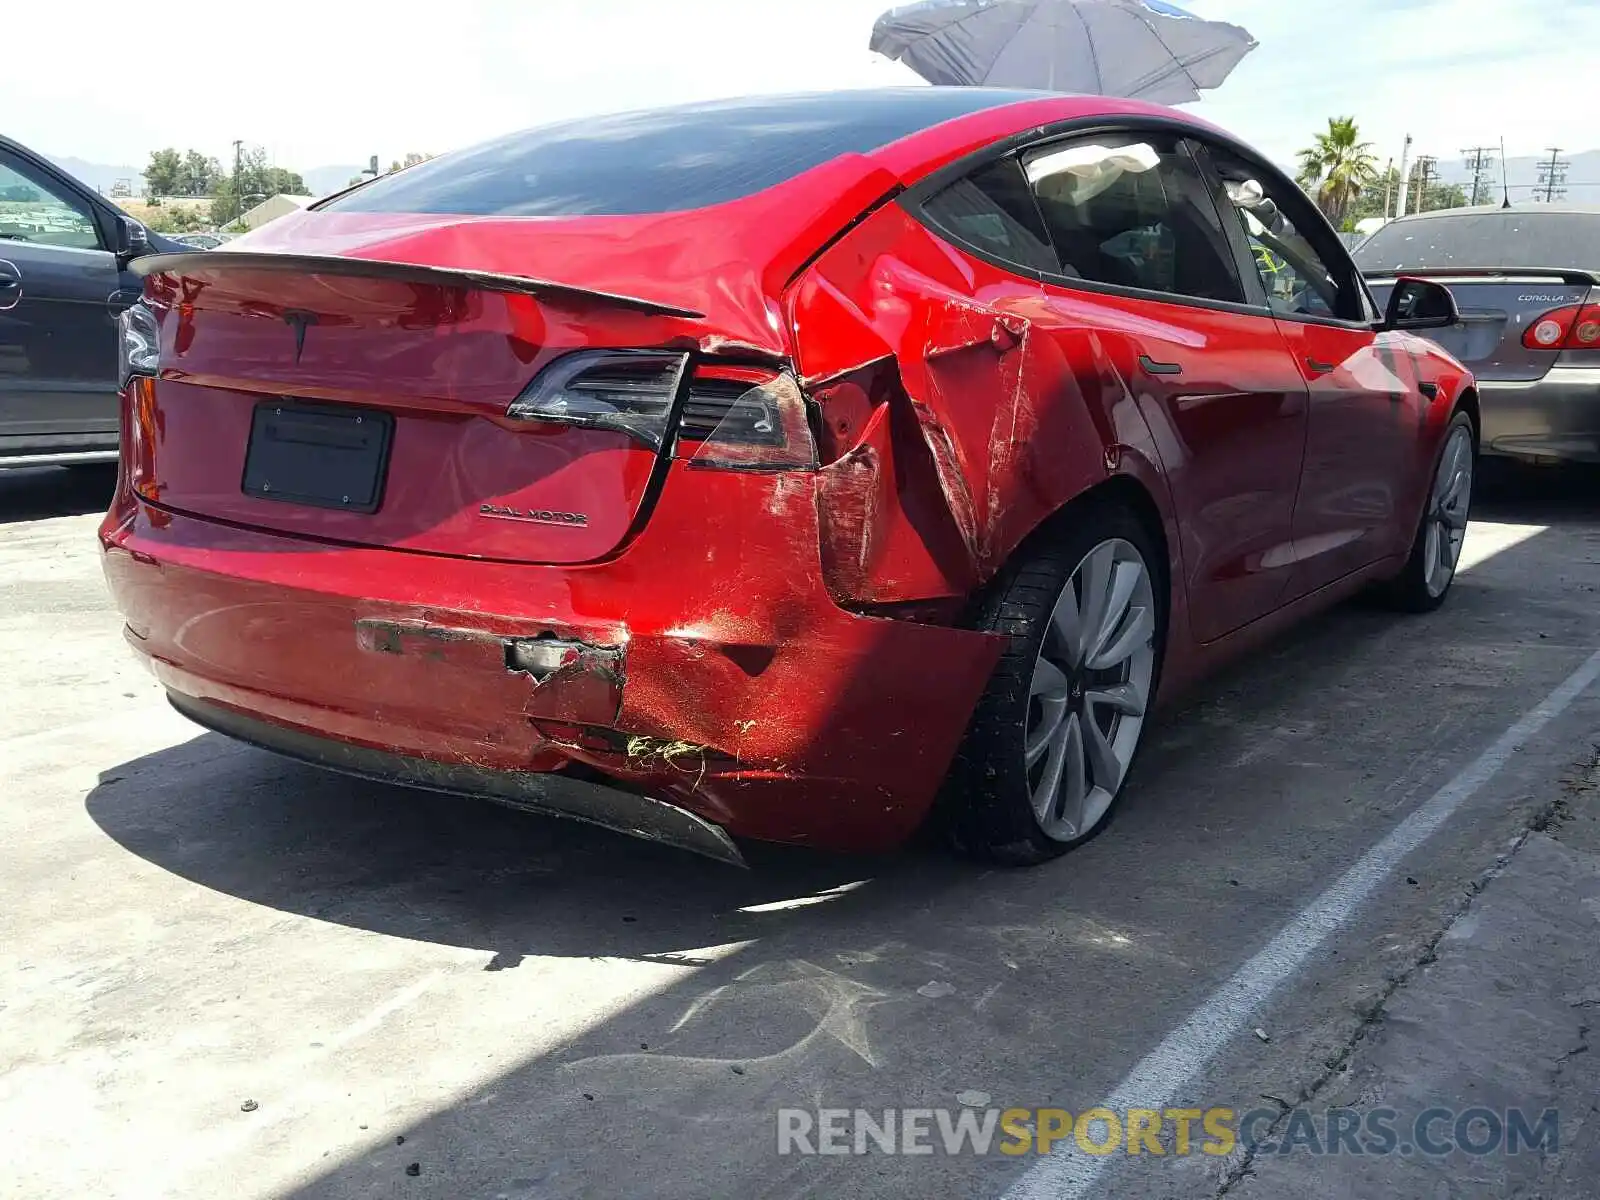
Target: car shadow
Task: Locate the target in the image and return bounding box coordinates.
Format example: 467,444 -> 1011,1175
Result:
0,464 -> 116,523
84,732 -> 959,963
1475,458 -> 1600,525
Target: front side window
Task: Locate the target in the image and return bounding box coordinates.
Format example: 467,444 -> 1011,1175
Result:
1205,148 -> 1353,321
0,157 -> 100,250
1021,133 -> 1245,305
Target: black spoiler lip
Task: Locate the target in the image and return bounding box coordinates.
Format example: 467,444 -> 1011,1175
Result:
130,250 -> 706,320
1360,266 -> 1599,288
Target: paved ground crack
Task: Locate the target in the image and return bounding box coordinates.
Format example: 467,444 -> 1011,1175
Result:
1212,788 -> 1579,1198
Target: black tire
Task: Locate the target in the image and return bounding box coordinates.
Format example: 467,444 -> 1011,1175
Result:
941,498 -> 1168,866
1376,410 -> 1477,614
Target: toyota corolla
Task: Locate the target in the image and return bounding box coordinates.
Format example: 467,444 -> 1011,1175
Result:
100,89 -> 1476,866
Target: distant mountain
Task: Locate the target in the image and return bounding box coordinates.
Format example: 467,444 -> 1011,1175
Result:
48,147 -> 1600,208
40,154 -> 366,200
1435,150 -> 1600,206
46,154 -> 145,197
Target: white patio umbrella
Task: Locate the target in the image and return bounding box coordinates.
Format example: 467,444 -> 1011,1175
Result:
870,0 -> 1258,104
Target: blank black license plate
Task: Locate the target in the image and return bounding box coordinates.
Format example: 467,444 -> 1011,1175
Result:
242,402 -> 393,513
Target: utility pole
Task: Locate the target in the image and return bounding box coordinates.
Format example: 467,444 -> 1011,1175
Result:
1537,147 -> 1570,203
1394,134 -> 1414,219
1380,157 -> 1394,220
232,139 -> 244,226
1413,156 -> 1438,213
1462,145 -> 1497,207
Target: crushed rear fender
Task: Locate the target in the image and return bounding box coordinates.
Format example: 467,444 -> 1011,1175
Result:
788,203 -> 1122,608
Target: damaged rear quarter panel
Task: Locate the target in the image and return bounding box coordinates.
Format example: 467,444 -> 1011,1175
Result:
789,203 -> 1125,606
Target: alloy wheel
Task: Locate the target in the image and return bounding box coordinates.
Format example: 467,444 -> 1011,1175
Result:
1025,538 -> 1157,843
1424,424 -> 1474,598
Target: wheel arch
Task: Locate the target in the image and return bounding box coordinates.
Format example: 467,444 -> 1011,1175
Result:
1455,385 -> 1481,443
975,469 -> 1179,636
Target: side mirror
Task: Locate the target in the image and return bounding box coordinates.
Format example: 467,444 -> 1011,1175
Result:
115,216 -> 150,265
1383,277 -> 1459,331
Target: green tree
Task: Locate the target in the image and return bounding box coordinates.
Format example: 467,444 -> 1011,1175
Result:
209,147 -> 311,224
1425,182 -> 1469,211
180,151 -> 223,196
144,205 -> 210,234
1295,117 -> 1381,227
145,148 -> 183,197
1347,166 -> 1400,226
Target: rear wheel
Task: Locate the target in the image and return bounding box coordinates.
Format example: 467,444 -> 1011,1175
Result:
945,502 -> 1165,865
1378,411 -> 1476,613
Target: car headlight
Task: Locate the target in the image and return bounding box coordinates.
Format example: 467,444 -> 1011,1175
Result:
117,301 -> 160,387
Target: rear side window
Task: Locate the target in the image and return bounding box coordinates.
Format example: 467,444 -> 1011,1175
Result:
920,156 -> 1058,274
1022,133 -> 1246,305
1355,211 -> 1600,272
321,89 -> 1043,219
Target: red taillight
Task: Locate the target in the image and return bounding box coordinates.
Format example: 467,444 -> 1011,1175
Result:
127,376 -> 160,502
1574,306 -> 1600,348
1522,303 -> 1600,350
506,351 -> 816,471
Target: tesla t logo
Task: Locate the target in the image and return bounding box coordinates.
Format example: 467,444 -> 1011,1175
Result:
283,310 -> 317,363
479,503 -> 589,528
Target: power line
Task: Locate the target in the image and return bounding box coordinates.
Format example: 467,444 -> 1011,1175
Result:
1462,145 -> 1498,206
1537,147 -> 1571,203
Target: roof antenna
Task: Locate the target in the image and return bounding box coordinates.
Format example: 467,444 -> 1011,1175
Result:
1500,137 -> 1512,207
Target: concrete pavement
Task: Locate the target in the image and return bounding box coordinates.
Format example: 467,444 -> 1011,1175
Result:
2,463 -> 1599,1199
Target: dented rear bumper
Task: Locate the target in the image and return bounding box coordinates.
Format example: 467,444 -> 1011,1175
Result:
99,463 -> 1005,855
169,692 -> 747,865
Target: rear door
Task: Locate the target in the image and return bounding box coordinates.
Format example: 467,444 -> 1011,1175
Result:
1200,142 -> 1421,596
0,147 -> 123,455
998,129 -> 1311,642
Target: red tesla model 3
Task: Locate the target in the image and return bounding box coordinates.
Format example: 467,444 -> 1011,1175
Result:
100,89 -> 1476,866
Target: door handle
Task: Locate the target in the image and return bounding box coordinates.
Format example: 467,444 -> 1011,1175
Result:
1139,355 -> 1183,376
0,275 -> 19,290
1305,357 -> 1336,375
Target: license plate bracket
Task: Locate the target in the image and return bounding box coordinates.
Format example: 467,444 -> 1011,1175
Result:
242,401 -> 393,513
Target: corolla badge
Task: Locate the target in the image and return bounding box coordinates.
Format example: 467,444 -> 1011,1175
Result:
479,503 -> 589,528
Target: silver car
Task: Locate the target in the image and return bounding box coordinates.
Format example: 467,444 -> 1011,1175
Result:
1356,206 -> 1600,464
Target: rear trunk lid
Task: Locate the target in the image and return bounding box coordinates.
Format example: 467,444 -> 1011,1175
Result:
1355,208 -> 1600,382
1364,270 -> 1594,381
131,251 -> 711,565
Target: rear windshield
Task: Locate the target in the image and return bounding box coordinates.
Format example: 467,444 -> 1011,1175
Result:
321,89 -> 1040,219
1354,210 -> 1600,273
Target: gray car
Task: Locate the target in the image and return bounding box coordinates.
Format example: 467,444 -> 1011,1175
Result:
0,135 -> 189,468
1356,205 -> 1600,464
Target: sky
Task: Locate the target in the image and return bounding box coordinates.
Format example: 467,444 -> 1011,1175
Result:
6,0 -> 1597,180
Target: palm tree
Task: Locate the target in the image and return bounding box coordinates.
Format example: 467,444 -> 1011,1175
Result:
1296,117 -> 1381,226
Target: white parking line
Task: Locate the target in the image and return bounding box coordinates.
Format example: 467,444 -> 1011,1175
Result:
1004,647 -> 1600,1200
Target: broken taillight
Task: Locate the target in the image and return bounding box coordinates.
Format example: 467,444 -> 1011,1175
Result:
506,349 -> 690,449
674,365 -> 816,470
507,351 -> 816,470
